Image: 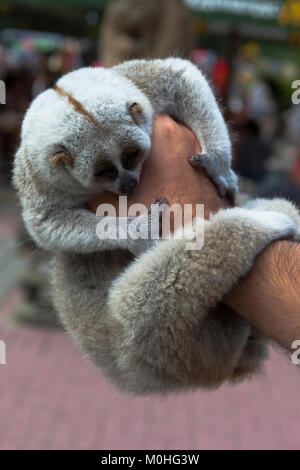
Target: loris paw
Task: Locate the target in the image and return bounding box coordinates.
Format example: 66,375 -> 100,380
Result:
243,198 -> 300,239
188,152 -> 238,204
127,198 -> 169,257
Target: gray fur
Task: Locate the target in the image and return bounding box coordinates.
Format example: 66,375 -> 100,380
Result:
53,199 -> 300,394
13,57 -> 300,394
13,58 -> 236,254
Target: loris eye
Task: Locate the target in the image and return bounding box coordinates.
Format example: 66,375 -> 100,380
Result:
123,150 -> 140,170
95,166 -> 118,179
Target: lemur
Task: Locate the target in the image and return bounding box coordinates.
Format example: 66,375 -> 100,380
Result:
13,58 -> 237,256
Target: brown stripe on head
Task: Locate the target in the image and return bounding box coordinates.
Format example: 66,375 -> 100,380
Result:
54,85 -> 101,130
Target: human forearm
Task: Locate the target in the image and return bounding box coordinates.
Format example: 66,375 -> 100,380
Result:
224,240 -> 300,352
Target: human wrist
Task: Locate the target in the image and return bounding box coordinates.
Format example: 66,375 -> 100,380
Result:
224,240 -> 300,351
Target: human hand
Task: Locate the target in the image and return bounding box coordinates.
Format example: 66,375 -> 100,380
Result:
88,115 -> 229,219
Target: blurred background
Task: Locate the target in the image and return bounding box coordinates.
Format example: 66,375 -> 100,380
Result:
0,0 -> 300,450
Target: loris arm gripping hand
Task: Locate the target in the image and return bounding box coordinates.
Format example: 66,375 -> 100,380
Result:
114,58 -> 238,201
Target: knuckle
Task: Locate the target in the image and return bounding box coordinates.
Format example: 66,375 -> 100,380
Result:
160,116 -> 178,135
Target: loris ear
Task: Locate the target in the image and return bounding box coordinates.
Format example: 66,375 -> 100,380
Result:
128,102 -> 144,125
50,151 -> 74,167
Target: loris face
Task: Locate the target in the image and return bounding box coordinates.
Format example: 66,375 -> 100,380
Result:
90,101 -> 151,195
20,67 -> 153,197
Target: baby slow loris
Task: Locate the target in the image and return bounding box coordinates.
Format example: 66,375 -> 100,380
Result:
13,58 -> 300,394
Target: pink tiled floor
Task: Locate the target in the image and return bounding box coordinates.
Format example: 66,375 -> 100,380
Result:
1,290 -> 300,450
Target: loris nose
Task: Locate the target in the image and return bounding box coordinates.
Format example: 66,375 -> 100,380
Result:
119,175 -> 138,194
